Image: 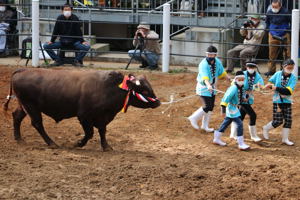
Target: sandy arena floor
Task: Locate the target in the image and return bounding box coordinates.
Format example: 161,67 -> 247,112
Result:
1,65 -> 300,200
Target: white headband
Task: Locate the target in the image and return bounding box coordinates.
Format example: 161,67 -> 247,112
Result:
282,63 -> 294,68
235,75 -> 245,79
246,63 -> 258,67
206,52 -> 217,54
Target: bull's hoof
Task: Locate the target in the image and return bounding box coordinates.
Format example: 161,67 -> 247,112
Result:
74,141 -> 85,148
16,138 -> 26,145
103,145 -> 113,152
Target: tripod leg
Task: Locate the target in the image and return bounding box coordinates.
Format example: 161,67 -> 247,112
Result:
125,56 -> 134,70
39,41 -> 48,65
125,45 -> 140,70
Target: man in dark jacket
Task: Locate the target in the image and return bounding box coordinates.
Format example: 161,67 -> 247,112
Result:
265,0 -> 294,13
43,3 -> 90,67
265,0 -> 291,76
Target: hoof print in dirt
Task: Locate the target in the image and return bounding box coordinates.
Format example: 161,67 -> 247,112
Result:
48,143 -> 59,149
16,139 -> 26,145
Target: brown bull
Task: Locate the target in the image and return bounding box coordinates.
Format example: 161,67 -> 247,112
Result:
3,68 -> 160,151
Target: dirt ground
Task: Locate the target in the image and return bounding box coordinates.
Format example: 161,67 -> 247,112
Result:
1,65 -> 300,200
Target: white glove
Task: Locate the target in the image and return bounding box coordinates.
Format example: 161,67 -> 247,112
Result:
207,84 -> 213,92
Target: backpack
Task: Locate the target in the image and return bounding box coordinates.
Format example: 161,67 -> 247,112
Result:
20,37 -> 32,59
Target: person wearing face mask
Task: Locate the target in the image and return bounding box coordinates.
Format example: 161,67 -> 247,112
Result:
213,71 -> 250,150
265,0 -> 293,13
0,0 -> 17,54
226,15 -> 264,74
265,0 -> 291,77
43,3 -> 90,67
188,45 -> 231,133
262,59 -> 297,146
230,59 -> 264,142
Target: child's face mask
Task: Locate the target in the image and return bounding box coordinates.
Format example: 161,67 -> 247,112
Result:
247,68 -> 255,74
236,81 -> 244,86
284,65 -> 294,74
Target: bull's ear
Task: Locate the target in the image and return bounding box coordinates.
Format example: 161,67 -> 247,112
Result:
126,79 -> 136,90
126,78 -> 140,90
128,74 -> 135,80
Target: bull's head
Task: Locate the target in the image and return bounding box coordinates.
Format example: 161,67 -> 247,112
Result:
125,75 -> 161,109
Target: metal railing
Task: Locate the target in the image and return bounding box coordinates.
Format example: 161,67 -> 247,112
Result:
0,1 -> 298,71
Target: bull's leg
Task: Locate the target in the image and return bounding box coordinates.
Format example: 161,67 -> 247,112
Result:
12,106 -> 27,141
25,106 -> 58,147
75,120 -> 94,148
97,126 -> 113,152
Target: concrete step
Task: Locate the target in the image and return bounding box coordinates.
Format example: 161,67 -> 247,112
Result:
90,43 -> 110,57
90,52 -> 133,63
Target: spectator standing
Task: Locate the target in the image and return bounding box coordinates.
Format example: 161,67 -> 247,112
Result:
265,0 -> 291,76
265,0 -> 294,13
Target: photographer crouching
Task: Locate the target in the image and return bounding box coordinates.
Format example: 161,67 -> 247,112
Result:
128,24 -> 160,70
226,15 -> 265,73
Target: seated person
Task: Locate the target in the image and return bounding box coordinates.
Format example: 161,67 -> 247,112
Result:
128,24 -> 160,70
0,0 -> 17,54
226,15 -> 265,73
43,3 -> 90,67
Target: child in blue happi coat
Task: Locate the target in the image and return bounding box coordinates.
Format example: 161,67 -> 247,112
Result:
213,71 -> 250,150
230,59 -> 265,142
263,59 -> 297,146
188,45 -> 231,132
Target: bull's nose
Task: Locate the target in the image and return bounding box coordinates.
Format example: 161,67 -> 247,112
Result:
152,100 -> 161,108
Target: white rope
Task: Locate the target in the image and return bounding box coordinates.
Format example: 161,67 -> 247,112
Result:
160,88 -> 226,114
161,94 -> 195,105
161,88 -> 225,105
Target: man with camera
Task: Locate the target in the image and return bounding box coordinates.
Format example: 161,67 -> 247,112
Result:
226,15 -> 265,73
128,24 -> 160,70
265,0 -> 291,76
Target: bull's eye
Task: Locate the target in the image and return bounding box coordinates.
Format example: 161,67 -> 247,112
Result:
142,91 -> 149,95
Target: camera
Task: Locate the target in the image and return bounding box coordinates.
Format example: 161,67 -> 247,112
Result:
243,20 -> 254,28
136,32 -> 145,50
137,32 -> 144,38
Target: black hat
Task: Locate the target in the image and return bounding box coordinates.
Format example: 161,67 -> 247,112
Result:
245,59 -> 258,68
235,70 -> 244,77
62,3 -> 73,10
282,59 -> 295,67
206,45 -> 217,54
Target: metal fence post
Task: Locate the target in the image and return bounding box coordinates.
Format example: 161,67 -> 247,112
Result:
162,3 -> 170,72
291,9 -> 299,77
32,0 -> 39,67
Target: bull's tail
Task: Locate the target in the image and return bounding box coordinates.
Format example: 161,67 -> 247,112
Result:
2,69 -> 25,116
2,77 -> 13,117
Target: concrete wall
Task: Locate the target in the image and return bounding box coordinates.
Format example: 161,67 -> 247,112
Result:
170,27 -> 233,66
